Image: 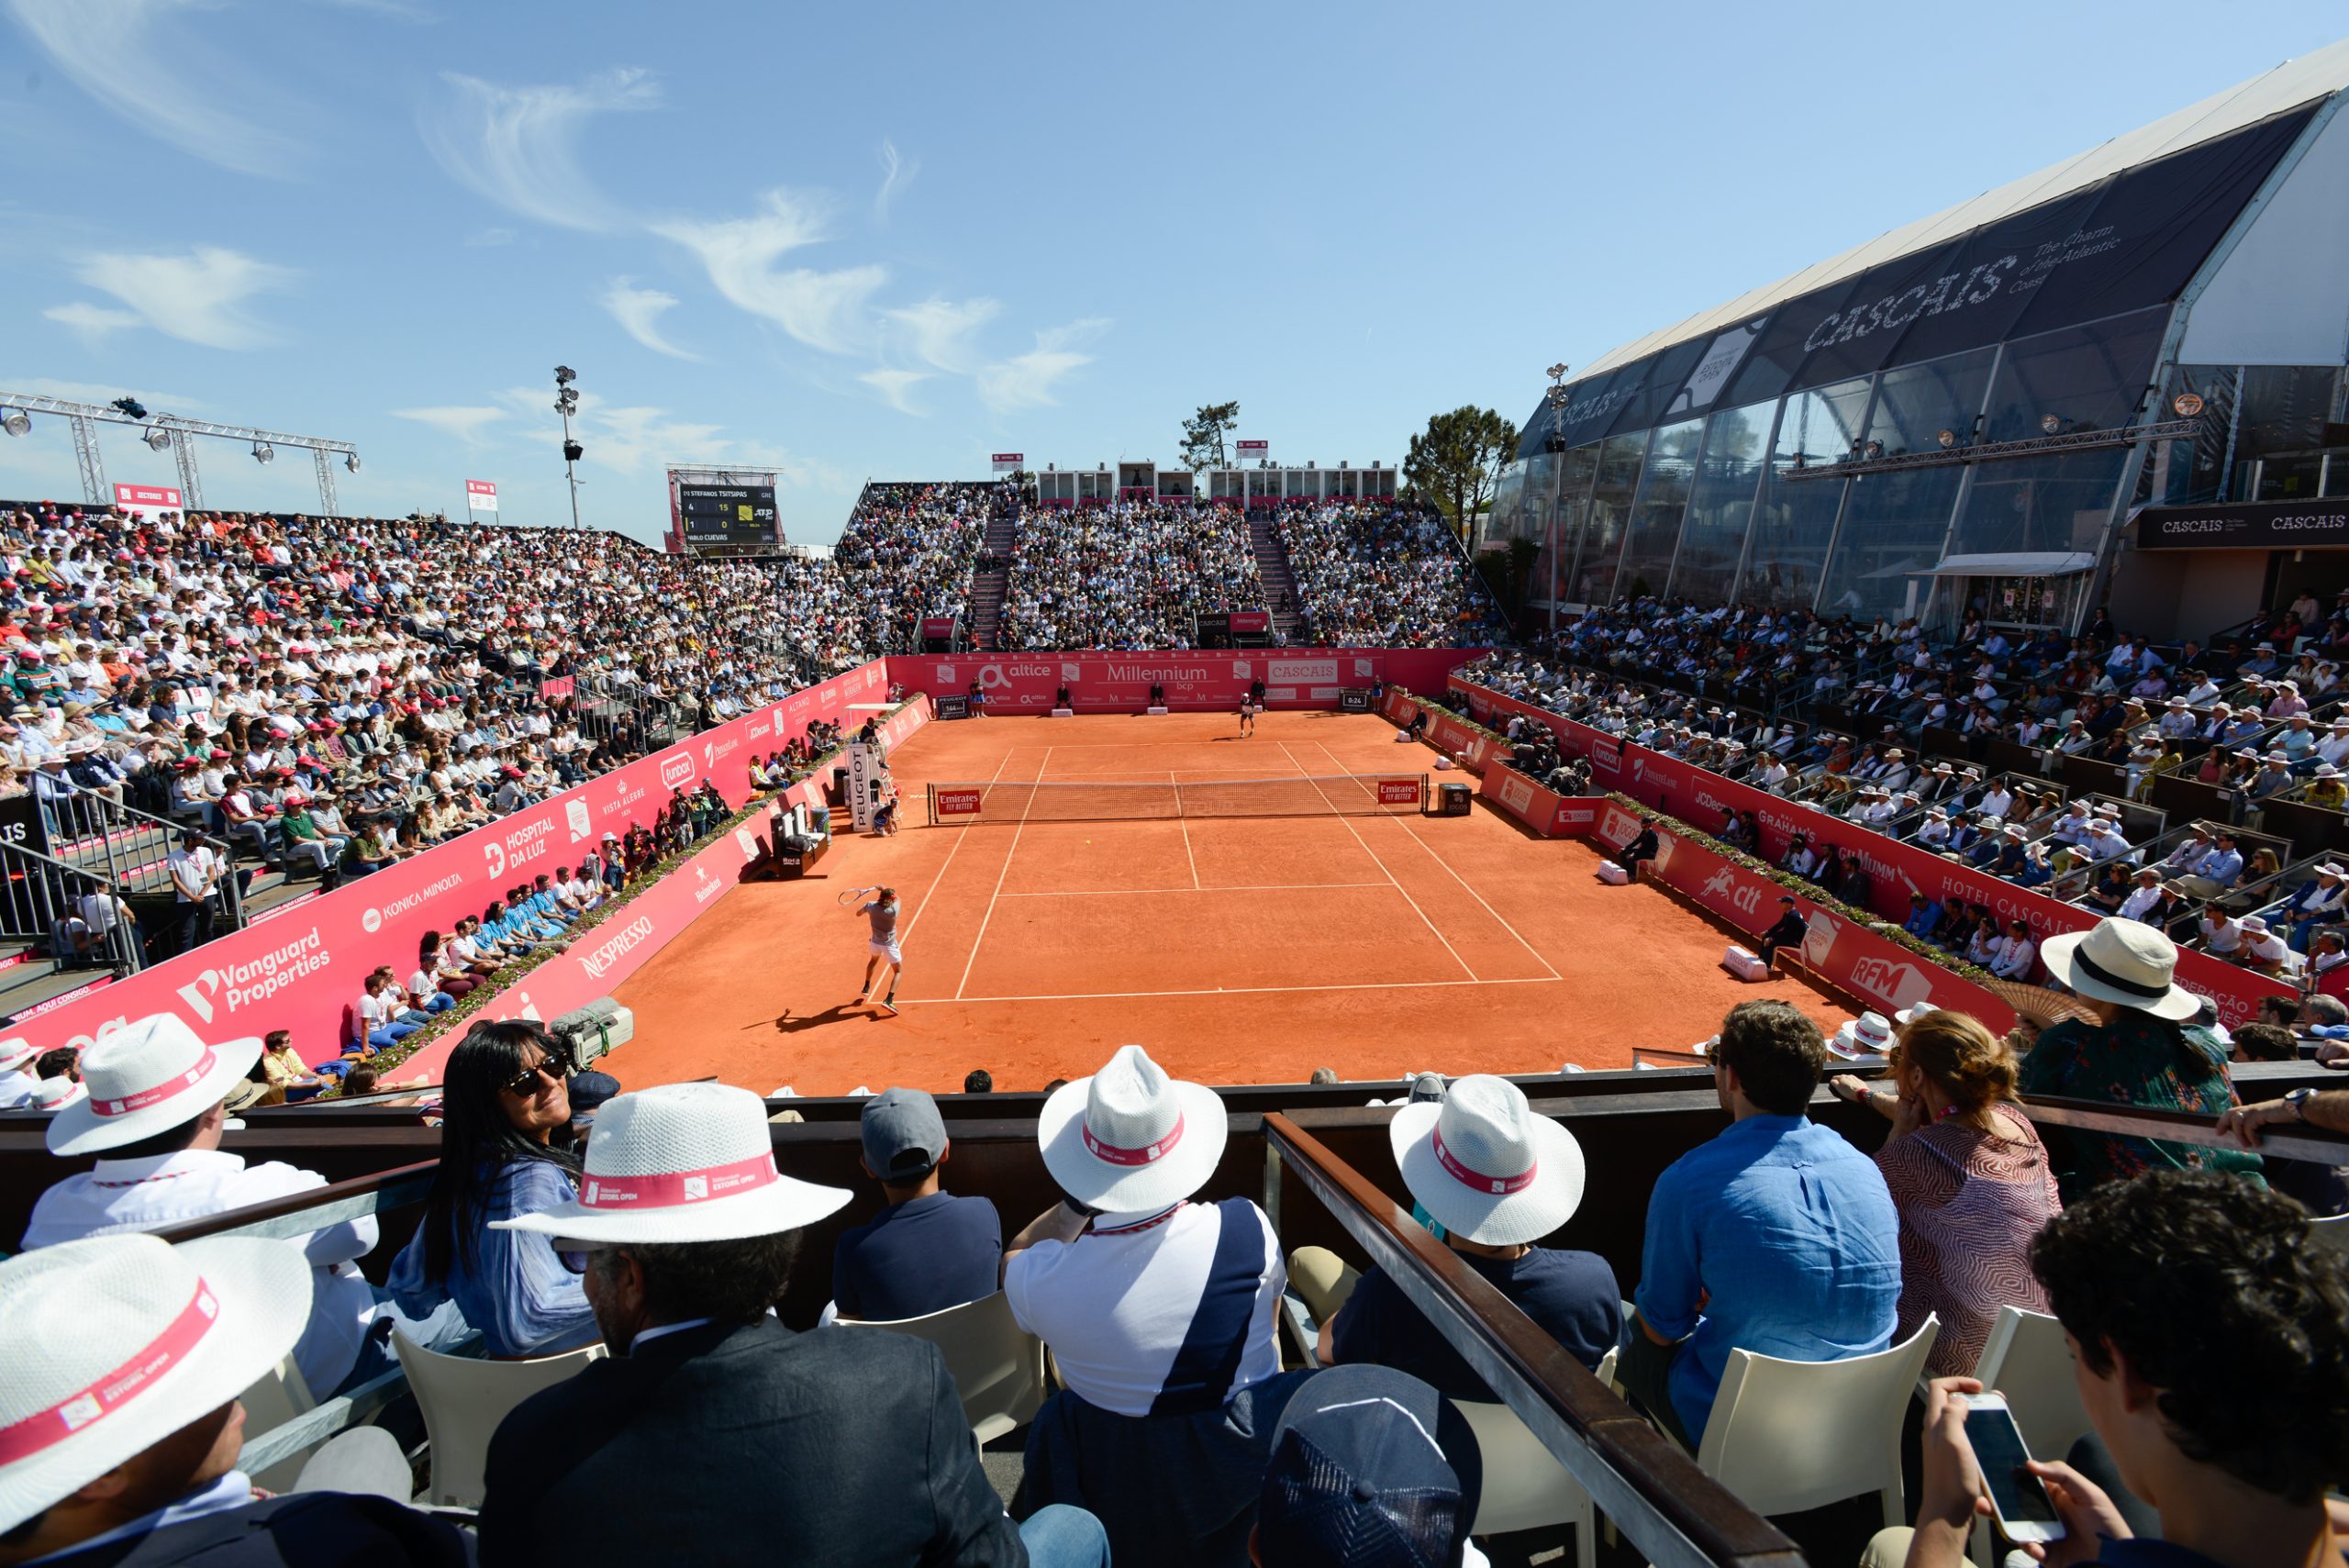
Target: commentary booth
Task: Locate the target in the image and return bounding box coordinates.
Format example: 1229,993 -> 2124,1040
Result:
5,1062 -> 2338,1564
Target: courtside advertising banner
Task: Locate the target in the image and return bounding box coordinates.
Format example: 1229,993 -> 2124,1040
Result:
15,659 -> 918,1076
1447,678 -> 2289,1025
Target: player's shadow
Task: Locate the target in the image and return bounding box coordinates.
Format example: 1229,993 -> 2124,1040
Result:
768,1003 -> 889,1034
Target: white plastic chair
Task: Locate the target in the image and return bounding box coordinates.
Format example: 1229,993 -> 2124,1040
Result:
1456,1345 -> 1620,1568
235,1355 -> 317,1494
1971,1307 -> 2089,1459
2309,1213 -> 2349,1255
834,1292 -> 1046,1448
392,1329 -> 606,1506
1695,1316 -> 1939,1526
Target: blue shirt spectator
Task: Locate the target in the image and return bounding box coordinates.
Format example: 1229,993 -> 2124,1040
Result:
1330,1249 -> 1620,1403
831,1192 -> 1005,1321
389,1157 -> 600,1359
1902,898 -> 1943,940
1634,1115 -> 1901,1441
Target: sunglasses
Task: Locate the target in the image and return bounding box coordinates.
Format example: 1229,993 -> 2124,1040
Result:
557,1246 -> 596,1275
498,1054 -> 571,1097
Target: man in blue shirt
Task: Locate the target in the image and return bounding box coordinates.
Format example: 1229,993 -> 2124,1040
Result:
831,1087 -> 1002,1322
1620,999 -> 1900,1449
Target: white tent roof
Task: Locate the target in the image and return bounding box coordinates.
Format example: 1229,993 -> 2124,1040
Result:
1574,39 -> 2349,384
1922,551 -> 2099,577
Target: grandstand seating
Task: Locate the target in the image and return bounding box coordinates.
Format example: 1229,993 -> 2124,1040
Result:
1468,596 -> 2349,989
0,487 -> 1499,1020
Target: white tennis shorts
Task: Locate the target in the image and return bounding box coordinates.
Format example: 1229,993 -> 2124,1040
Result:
869,937 -> 902,963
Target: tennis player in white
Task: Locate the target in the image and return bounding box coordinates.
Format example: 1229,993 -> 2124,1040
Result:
854,885 -> 902,1015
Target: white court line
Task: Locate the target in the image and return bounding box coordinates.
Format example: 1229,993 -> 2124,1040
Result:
1174,770 -> 1199,889
954,744 -> 1050,1000
1279,741 -> 1476,982
996,882 -> 1393,897
1317,740 -> 1564,981
898,975 -> 1561,1006
900,745 -> 1015,944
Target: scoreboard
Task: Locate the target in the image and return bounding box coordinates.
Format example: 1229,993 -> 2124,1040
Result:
674,481 -> 779,547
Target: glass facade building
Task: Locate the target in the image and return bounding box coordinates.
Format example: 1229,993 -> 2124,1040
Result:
1486,72 -> 2349,637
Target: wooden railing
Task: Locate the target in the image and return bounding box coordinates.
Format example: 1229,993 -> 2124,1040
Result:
1262,1112 -> 1805,1568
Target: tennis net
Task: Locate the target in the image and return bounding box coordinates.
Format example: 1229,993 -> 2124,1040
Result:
927,773 -> 1429,825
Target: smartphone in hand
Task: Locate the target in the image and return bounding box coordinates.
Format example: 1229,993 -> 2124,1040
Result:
1960,1392 -> 2066,1545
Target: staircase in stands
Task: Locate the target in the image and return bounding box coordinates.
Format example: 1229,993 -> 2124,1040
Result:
1246,513 -> 1306,643
966,506 -> 1022,651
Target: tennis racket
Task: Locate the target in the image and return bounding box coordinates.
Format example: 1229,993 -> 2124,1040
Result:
837,884 -> 880,906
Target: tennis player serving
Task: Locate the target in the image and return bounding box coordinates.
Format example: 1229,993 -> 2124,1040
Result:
1237,692 -> 1256,738
852,884 -> 902,1015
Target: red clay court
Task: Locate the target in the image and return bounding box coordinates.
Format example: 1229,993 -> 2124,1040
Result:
607,710 -> 1855,1095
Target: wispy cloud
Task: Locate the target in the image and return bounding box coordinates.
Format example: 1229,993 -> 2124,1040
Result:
873,139 -> 918,223
6,0 -> 303,177
655,190 -> 885,356
600,278 -> 697,361
977,317 -> 1108,413
882,296 -> 1000,375
42,302 -> 145,346
859,369 -> 930,416
421,68 -> 659,232
63,248 -> 296,350
392,406 -> 510,446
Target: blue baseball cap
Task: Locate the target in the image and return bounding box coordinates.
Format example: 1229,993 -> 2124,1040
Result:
1257,1364 -> 1482,1567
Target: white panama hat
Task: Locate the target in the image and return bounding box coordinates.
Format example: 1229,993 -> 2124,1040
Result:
1831,1011 -> 1896,1059
495,1082 -> 850,1246
1390,1074 -> 1586,1247
0,1039 -> 36,1075
2038,917 -> 2201,1020
0,1232 -> 308,1534
30,1078 -> 84,1111
1039,1045 -> 1228,1213
46,1015 -> 262,1158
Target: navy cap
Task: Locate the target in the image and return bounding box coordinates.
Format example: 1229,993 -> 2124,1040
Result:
567,1070 -> 621,1127
860,1086 -> 947,1180
1258,1364 -> 1481,1567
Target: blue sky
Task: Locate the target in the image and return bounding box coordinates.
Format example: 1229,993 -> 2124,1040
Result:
2,2 -> 2343,543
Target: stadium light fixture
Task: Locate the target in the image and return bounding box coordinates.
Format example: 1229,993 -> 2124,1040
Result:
143,427 -> 172,451
2041,413 -> 2065,434
1937,428 -> 1957,449
553,365 -> 577,386
251,441 -> 273,464
0,409 -> 27,438
345,452 -> 362,473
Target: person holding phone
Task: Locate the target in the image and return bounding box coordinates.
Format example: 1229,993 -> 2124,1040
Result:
1895,1169 -> 2349,1568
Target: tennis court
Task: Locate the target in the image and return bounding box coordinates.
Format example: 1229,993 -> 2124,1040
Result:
608,711 -> 1854,1095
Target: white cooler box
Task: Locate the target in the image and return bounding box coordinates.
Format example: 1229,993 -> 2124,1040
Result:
551,998 -> 635,1064
1596,862 -> 1631,885
1723,945 -> 1771,982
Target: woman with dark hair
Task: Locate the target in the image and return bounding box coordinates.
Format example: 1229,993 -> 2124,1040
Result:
386,1020 -> 600,1358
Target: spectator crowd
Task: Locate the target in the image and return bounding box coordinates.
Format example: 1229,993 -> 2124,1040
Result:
1276,499 -> 1508,648
999,499 -> 1264,650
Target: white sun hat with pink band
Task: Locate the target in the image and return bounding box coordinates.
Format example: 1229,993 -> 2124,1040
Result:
1040,1044 -> 1228,1213
1389,1074 -> 1587,1247
46,1014 -> 262,1158
0,1231 -> 308,1534
493,1082 -> 851,1245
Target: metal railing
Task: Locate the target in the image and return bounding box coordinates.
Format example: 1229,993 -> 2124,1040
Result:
39,788 -> 247,934
0,834 -> 144,969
